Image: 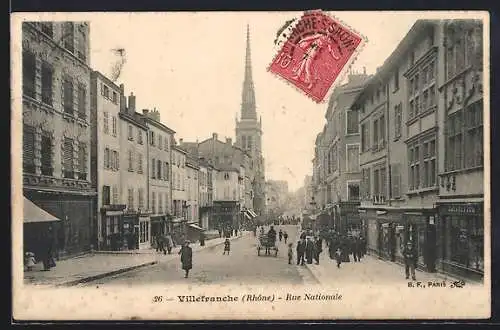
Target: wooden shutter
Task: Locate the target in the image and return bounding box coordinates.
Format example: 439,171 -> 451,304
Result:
64,138 -> 73,169
391,164 -> 401,198
23,125 -> 35,165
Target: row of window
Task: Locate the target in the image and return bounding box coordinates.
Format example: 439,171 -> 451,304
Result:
150,131 -> 170,152
360,114 -> 386,153
101,83 -> 119,104
23,50 -> 87,119
23,124 -> 88,180
36,22 -> 87,62
151,158 -> 170,181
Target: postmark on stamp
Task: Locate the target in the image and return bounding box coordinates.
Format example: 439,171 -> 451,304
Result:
268,10 -> 366,103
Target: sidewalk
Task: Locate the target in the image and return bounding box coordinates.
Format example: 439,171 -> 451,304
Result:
24,231 -> 250,287
304,250 -> 465,286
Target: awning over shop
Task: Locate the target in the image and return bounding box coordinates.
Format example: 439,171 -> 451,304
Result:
244,212 -> 252,220
171,217 -> 184,223
188,223 -> 204,231
23,197 -> 61,223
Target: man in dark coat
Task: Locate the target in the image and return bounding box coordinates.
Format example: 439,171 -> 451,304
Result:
179,240 -> 193,278
300,231 -> 307,240
296,239 -> 306,266
199,231 -> 205,247
305,237 -> 314,264
314,236 -> 323,265
403,241 -> 417,280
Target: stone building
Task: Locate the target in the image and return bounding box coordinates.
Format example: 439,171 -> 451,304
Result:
118,91 -> 151,250
22,21 -> 96,258
138,108 -> 175,242
171,144 -> 187,240
90,71 -> 126,251
350,19 -> 484,281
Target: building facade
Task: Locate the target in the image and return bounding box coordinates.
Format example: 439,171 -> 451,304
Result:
140,108 -> 174,242
185,154 -> 200,224
171,145 -> 187,240
213,165 -> 241,230
350,19 -> 484,281
22,21 -> 96,258
118,92 -> 151,250
90,71 -> 126,251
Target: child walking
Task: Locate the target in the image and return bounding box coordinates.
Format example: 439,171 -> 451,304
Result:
223,238 -> 231,255
287,243 -> 293,265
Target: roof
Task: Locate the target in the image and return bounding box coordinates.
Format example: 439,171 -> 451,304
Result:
137,113 -> 176,134
352,20 -> 436,106
118,112 -> 148,130
91,71 -> 121,92
172,145 -> 188,154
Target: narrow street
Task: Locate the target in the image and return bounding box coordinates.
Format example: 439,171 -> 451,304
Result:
85,225 -> 317,286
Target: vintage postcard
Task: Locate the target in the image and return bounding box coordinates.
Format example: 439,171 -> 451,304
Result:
11,11 -> 490,321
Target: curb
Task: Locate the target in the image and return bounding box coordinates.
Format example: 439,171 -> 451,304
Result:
56,261 -> 158,287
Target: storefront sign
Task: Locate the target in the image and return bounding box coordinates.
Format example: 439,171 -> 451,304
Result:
439,203 -> 481,216
429,216 -> 435,225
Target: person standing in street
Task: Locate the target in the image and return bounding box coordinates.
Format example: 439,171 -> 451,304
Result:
305,237 -> 314,264
335,247 -> 343,268
223,238 -> 231,255
287,243 -> 293,265
278,229 -> 283,242
283,231 -> 288,244
296,239 -> 305,266
403,241 -> 417,280
199,231 -> 205,247
313,236 -> 322,265
179,240 -> 193,278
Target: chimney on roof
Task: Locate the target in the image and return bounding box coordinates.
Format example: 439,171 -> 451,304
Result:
128,93 -> 136,114
179,138 -> 183,144
120,88 -> 127,113
363,67 -> 366,75
142,109 -> 149,116
151,107 -> 160,122
226,137 -> 232,145
213,133 -> 218,141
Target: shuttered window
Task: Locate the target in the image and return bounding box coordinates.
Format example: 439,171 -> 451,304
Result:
41,62 -> 53,105
63,78 -> 74,114
41,132 -> 53,176
391,163 -> 401,198
23,124 -> 35,173
78,142 -> 87,180
78,85 -> 86,119
23,51 -> 36,98
63,137 -> 74,178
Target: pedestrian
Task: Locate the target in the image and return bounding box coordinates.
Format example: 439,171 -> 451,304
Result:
199,231 -> 205,247
24,251 -> 36,271
179,240 -> 193,278
278,229 -> 283,242
300,231 -> 307,240
218,228 -> 222,238
305,237 -> 314,264
157,234 -> 165,254
287,243 -> 293,265
314,236 -> 322,265
296,239 -> 305,266
41,226 -> 56,271
335,247 -> 343,268
165,233 -> 173,254
403,241 -> 417,280
283,231 -> 288,244
223,238 -> 231,255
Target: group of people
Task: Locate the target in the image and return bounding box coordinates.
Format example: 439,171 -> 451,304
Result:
291,232 -> 323,266
325,232 -> 367,268
154,233 -> 175,255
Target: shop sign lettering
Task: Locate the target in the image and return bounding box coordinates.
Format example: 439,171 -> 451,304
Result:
441,204 -> 479,215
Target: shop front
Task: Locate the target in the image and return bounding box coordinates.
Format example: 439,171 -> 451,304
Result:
402,209 -> 437,272
151,215 -> 167,248
100,204 -> 126,251
437,201 -> 484,281
122,211 -> 139,250
339,201 -> 361,236
213,201 -> 239,231
359,207 -> 402,261
138,214 -> 151,250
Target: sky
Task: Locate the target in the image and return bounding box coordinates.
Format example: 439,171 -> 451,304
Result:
86,12 -> 418,191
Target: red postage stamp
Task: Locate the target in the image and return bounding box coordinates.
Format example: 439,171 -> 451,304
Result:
268,10 -> 365,103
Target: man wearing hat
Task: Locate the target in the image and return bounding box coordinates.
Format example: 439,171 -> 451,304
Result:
179,240 -> 193,278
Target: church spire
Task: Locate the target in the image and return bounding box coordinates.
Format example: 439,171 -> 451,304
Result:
241,24 -> 257,120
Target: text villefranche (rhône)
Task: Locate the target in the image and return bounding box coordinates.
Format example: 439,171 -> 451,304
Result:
152,293 -> 343,304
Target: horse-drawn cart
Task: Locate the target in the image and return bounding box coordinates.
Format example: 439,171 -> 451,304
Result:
257,234 -> 278,257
